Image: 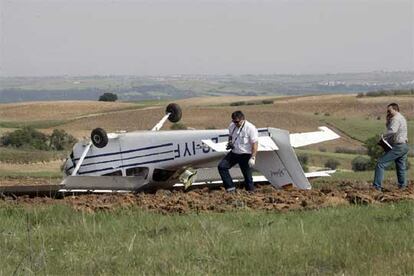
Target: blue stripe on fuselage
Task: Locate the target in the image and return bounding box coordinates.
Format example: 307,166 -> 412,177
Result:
78,157 -> 175,175
77,150 -> 174,168
74,143 -> 173,161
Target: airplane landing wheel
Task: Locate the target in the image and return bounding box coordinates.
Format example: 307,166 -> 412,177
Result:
166,103 -> 182,123
91,128 -> 108,148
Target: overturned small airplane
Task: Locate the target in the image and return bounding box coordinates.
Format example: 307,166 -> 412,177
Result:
62,103 -> 340,191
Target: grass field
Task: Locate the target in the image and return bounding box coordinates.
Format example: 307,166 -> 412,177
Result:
0,94 -> 413,275
0,120 -> 71,129
0,148 -> 66,164
0,170 -> 62,179
0,101 -> 140,122
0,202 -> 413,275
320,116 -> 414,143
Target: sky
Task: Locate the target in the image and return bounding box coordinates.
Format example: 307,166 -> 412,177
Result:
0,0 -> 413,76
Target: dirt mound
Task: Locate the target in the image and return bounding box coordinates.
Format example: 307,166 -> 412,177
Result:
4,181 -> 413,214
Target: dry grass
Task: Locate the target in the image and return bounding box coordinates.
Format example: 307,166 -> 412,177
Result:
0,160 -> 62,172
0,101 -> 139,122
56,95 -> 370,150
267,94 -> 414,118
1,94 -> 412,148
2,95 -> 412,125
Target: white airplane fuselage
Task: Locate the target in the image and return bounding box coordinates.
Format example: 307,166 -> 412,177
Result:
62,102 -> 340,191
64,128 -> 269,181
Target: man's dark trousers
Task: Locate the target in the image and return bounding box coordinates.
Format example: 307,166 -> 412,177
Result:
218,152 -> 254,191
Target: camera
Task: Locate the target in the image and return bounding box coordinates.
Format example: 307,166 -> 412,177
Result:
226,141 -> 234,150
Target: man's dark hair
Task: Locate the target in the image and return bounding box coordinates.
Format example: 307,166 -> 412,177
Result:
231,111 -> 245,120
387,103 -> 400,112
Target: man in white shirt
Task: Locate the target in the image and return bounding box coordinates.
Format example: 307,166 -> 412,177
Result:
218,111 -> 258,192
373,103 -> 409,191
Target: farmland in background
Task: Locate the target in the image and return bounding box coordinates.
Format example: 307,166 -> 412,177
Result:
0,93 -> 412,181
1,72 -> 413,102
0,93 -> 413,275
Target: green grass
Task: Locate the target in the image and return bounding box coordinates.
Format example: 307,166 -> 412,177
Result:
296,149 -> 358,170
320,116 -> 414,143
297,148 -> 414,172
310,170 -> 413,188
0,202 -> 413,275
0,147 -> 67,164
0,170 -> 62,179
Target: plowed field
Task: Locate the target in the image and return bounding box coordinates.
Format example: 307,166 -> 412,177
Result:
3,180 -> 413,214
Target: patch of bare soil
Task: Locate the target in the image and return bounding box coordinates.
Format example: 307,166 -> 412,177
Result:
3,181 -> 413,214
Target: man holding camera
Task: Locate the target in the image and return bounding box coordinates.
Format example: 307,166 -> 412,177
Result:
218,111 -> 258,192
373,103 -> 409,191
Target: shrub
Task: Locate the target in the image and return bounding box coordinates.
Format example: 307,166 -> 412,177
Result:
1,127 -> 77,151
1,127 -> 49,150
352,156 -> 371,171
324,113 -> 330,116
99,92 -> 118,102
364,136 -> 384,169
297,153 -> 309,172
262,100 -> 274,105
324,159 -> 340,170
49,129 -> 78,151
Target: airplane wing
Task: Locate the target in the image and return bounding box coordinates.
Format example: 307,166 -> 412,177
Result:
289,126 -> 340,148
172,169 -> 335,188
252,170 -> 336,182
202,136 -> 278,152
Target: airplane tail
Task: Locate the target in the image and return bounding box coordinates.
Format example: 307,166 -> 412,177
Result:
254,128 -> 311,189
201,126 -> 340,190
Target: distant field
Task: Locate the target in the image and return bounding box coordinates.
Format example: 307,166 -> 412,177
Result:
0,94 -> 412,135
0,94 -> 412,181
1,93 -> 413,276
0,101 -> 141,122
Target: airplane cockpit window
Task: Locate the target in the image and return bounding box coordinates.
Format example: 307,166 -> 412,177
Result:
126,167 -> 149,179
103,170 -> 122,176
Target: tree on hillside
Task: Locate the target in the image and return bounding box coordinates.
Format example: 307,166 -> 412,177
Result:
99,92 -> 118,102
